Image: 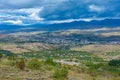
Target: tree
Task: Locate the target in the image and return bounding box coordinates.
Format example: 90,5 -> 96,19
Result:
53,66 -> 68,80
27,58 -> 41,70
45,58 -> 56,66
7,54 -> 16,60
109,59 -> 120,66
0,53 -> 3,62
16,58 -> 25,70
0,52 -> 3,58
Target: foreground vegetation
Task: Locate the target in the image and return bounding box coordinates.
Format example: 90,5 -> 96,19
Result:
0,50 -> 120,80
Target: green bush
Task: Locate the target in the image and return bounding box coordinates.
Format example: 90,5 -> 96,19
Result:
86,63 -> 104,70
9,60 -> 16,66
16,58 -> 25,70
45,58 -> 56,66
0,52 -> 3,58
109,59 -> 120,66
7,55 -> 16,60
53,66 -> 68,80
2,60 -> 15,66
27,58 -> 41,70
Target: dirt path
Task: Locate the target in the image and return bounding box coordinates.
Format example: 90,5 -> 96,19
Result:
54,60 -> 79,66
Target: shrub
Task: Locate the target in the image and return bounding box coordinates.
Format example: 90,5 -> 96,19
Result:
109,59 -> 120,66
16,58 -> 25,70
87,63 -> 104,70
0,52 -> 3,58
53,66 -> 68,80
8,60 -> 16,66
0,53 -> 3,62
7,54 -> 16,60
27,58 -> 41,70
45,58 -> 56,66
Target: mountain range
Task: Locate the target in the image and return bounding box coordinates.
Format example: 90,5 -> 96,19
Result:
0,19 -> 120,33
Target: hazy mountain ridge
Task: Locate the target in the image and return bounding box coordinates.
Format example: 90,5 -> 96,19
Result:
0,19 -> 120,34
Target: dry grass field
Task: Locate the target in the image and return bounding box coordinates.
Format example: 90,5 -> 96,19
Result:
71,44 -> 120,60
0,43 -> 57,54
71,44 -> 120,53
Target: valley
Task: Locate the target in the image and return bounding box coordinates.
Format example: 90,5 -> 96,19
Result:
0,28 -> 120,80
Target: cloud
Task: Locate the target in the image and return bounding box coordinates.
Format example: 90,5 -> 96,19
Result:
16,7 -> 44,20
0,0 -> 120,25
89,5 -> 105,12
48,17 -> 105,24
28,8 -> 44,20
40,0 -> 120,21
47,17 -> 120,24
0,7 -> 44,25
3,20 -> 23,25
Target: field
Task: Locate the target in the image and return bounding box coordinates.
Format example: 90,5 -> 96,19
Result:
0,43 -> 58,54
71,44 -> 120,60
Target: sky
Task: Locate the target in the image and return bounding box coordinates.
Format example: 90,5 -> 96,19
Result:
0,0 -> 120,25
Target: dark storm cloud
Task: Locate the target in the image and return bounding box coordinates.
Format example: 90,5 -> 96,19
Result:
40,0 -> 120,20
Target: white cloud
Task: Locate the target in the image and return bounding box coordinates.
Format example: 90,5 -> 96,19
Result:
3,20 -> 23,25
89,4 -> 105,12
0,7 -> 44,25
48,17 -> 120,24
13,7 -> 44,20
48,18 -> 105,24
29,8 -> 44,20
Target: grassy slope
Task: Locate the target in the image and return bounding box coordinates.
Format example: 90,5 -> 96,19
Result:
0,43 -> 58,54
71,44 -> 120,60
0,49 -> 120,80
0,58 -> 120,80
